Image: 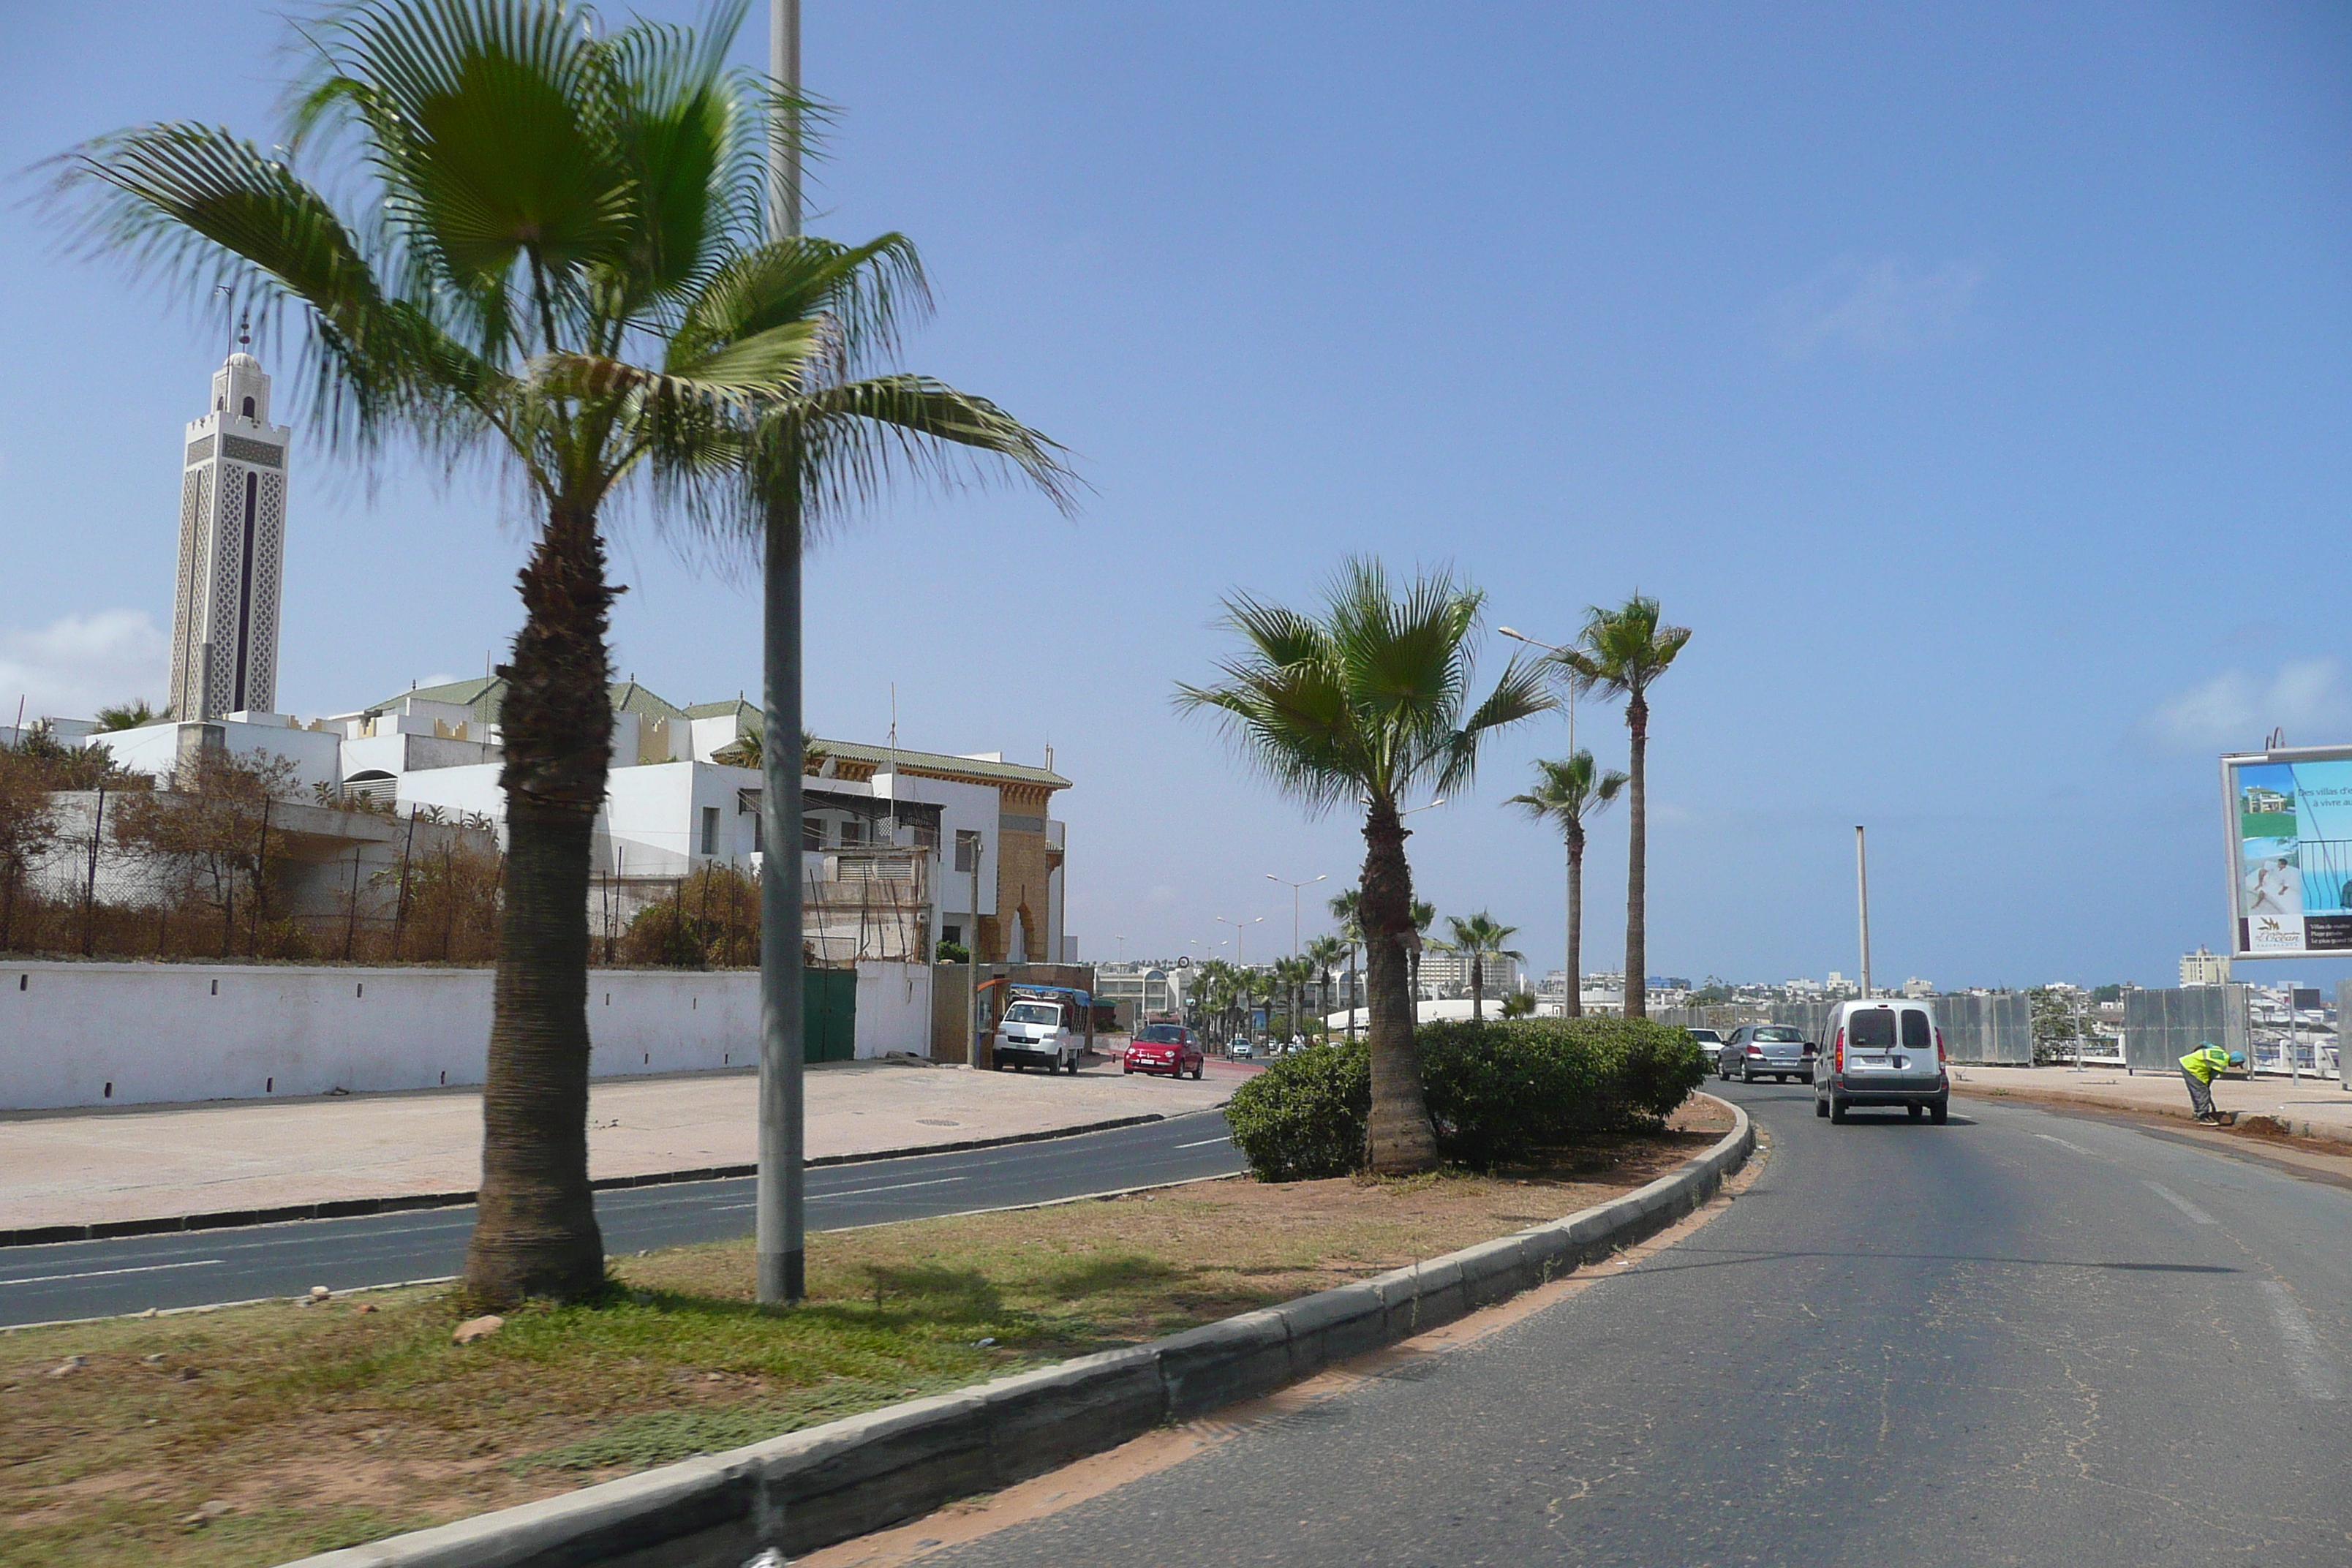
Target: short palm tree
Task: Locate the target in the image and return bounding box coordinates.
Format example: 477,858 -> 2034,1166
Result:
1179,559 -> 1551,1172
1305,934 -> 1348,1036
1436,911 -> 1523,1022
57,0 -> 1070,1304
1410,897 -> 1436,1011
1327,887 -> 1363,1039
1507,751 -> 1626,1018
1548,597 -> 1689,1022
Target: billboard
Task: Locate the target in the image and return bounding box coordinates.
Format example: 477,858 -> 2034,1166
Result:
2222,746 -> 2352,958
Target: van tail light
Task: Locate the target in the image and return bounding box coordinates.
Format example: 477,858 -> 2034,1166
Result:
1935,1028 -> 1947,1068
1833,1028 -> 1845,1073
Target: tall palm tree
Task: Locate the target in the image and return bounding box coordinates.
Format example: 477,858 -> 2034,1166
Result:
1327,887 -> 1363,1039
1179,559 -> 1550,1172
1507,751 -> 1626,1018
1273,954 -> 1316,1042
1549,597 -> 1690,1022
58,0 -> 1070,1305
1436,911 -> 1523,1022
1305,934 -> 1347,1038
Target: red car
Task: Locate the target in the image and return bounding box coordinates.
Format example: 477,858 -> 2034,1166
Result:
1124,1022 -> 1205,1079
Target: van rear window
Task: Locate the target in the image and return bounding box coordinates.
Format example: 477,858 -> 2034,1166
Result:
1901,1011 -> 1931,1051
1850,1009 -> 1898,1049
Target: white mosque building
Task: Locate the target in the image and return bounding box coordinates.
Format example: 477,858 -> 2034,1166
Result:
42,347 -> 1074,965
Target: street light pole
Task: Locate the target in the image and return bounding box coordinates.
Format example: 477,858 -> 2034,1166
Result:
755,0 -> 807,1306
1855,825 -> 1872,1001
1264,873 -> 1326,962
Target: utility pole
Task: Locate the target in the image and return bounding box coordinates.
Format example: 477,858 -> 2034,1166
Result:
1855,825 -> 1872,1001
756,0 -> 807,1305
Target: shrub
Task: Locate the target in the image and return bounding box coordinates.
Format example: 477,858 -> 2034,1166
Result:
1224,1039 -> 1371,1182
1420,1018 -> 1708,1169
1224,1019 -> 1708,1180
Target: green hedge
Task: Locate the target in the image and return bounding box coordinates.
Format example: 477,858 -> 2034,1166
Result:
1224,1018 -> 1708,1181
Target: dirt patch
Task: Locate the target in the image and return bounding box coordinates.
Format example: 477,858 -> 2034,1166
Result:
1955,1082 -> 2352,1158
0,1106 -> 1730,1568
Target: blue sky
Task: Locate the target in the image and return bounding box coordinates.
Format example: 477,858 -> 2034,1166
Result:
4,2 -> 2350,990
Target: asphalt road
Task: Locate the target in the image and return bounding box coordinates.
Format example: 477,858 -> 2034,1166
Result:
0,1107 -> 1244,1327
921,1081 -> 2352,1567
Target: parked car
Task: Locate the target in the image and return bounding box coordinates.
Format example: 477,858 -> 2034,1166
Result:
1126,1023 -> 1205,1079
1719,1025 -> 1813,1084
1686,1027 -> 1725,1062
1229,1037 -> 1254,1060
1814,999 -> 1948,1124
992,992 -> 1086,1074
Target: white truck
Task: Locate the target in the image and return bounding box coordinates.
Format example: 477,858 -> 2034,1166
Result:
990,984 -> 1093,1074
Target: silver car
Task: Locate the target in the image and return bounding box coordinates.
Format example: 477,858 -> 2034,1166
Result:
1719,1025 -> 1813,1084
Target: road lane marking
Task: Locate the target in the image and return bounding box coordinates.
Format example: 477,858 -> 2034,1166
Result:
2142,1181 -> 2217,1224
814,1176 -> 969,1200
1,1258 -> 225,1288
2033,1133 -> 2094,1156
2258,1281 -> 2345,1400
1174,1137 -> 1230,1150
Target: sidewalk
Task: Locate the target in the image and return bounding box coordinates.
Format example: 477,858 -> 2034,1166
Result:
1950,1063 -> 2352,1150
0,1058 -> 1250,1232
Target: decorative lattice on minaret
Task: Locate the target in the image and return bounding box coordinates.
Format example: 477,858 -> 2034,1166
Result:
167,332 -> 290,720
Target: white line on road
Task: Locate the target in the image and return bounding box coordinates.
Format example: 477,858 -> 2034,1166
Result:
1,1258 -> 225,1288
2032,1133 -> 2094,1156
821,1175 -> 968,1199
2142,1181 -> 2217,1225
1174,1137 -> 1230,1150
2258,1281 -> 2345,1401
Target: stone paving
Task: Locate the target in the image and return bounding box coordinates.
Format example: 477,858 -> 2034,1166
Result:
1950,1062 -> 2352,1147
0,1055 -> 1249,1231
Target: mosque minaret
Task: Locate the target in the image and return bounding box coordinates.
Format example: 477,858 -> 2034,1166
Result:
167,332 -> 290,720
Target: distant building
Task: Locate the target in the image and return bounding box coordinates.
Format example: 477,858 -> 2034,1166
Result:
1417,946 -> 1523,999
1901,977 -> 1934,998
2180,946 -> 2231,986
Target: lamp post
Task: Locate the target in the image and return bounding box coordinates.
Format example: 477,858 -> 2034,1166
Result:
1215,914 -> 1263,968
1265,873 -> 1325,962
757,0 -> 807,1305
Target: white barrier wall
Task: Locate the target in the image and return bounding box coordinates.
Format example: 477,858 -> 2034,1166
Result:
0,959 -> 933,1110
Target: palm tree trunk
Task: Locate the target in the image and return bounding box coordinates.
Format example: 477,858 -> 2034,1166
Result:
1347,943 -> 1358,1039
464,499 -> 613,1307
1360,799 -> 1437,1173
1471,953 -> 1484,1022
1565,828 -> 1584,1019
1624,695 -> 1648,1021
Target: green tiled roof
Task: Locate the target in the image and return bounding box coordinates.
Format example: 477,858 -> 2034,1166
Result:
374,678 -> 687,728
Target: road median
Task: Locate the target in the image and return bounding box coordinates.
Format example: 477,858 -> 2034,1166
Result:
279,1096 -> 1752,1568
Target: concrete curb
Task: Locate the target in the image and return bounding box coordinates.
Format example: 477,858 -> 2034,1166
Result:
280,1096 -> 1754,1568
0,1112 -> 1176,1251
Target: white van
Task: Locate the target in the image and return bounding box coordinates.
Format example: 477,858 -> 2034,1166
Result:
1813,999 -> 1948,1124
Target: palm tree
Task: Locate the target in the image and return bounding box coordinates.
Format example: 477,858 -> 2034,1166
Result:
1273,954 -> 1316,1043
1178,559 -> 1551,1173
1410,898 -> 1436,1014
1305,934 -> 1347,1039
1327,887 -> 1363,1039
1548,596 -> 1689,1022
1436,911 -> 1523,1022
58,0 -> 1071,1305
94,701 -> 157,732
1507,751 -> 1627,1019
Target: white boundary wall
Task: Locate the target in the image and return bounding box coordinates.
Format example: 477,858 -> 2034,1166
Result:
0,959 -> 932,1110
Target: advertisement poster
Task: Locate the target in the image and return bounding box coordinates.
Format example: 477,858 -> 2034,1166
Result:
2224,750 -> 2352,957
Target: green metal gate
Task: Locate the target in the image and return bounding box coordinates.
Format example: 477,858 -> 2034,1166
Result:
804,968 -> 857,1063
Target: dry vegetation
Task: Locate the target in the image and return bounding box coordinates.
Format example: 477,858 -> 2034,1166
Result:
0,1107 -> 1728,1567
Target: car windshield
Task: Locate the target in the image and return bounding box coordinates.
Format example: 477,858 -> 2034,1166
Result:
1690,1030 -> 1721,1042
1138,1025 -> 1185,1044
1754,1028 -> 1803,1042
1003,1003 -> 1060,1025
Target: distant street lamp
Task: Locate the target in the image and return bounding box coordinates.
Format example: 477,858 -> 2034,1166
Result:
1214,914 -> 1263,968
1265,872 -> 1327,961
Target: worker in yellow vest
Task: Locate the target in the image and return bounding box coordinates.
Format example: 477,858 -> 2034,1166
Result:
2178,1041 -> 2239,1124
